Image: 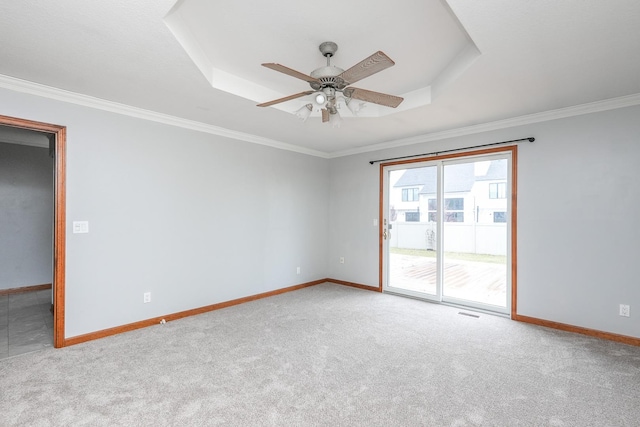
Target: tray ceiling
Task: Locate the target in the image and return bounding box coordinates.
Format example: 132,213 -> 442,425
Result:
0,0 -> 639,156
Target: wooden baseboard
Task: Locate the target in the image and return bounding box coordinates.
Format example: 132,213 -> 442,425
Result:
514,314 -> 640,347
0,283 -> 52,296
60,278 -> 638,349
63,279 -> 327,347
327,279 -> 640,347
326,278 -> 381,292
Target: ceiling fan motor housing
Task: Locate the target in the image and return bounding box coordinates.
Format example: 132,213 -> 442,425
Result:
310,42 -> 347,91
310,66 -> 346,91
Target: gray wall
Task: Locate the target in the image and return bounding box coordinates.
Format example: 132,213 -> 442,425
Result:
2,85 -> 639,341
0,141 -> 54,290
328,105 -> 640,339
0,88 -> 329,338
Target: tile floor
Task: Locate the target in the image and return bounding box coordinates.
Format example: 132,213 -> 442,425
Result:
0,289 -> 54,360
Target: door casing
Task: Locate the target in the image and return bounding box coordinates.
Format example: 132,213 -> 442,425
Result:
0,114 -> 66,347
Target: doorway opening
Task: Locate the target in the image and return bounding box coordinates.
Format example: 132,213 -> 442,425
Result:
380,146 -> 516,316
0,115 -> 66,348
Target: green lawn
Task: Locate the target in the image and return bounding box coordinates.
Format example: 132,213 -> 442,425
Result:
390,247 -> 506,264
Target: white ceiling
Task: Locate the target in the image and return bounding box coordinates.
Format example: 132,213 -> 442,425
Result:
0,0 -> 639,157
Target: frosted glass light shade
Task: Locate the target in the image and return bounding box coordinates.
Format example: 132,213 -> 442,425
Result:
295,104 -> 313,122
346,98 -> 365,116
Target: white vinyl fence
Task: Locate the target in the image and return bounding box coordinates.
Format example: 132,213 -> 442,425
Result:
389,222 -> 506,255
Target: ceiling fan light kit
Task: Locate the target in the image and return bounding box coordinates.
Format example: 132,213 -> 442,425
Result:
295,104 -> 313,122
345,97 -> 364,116
258,41 -> 403,124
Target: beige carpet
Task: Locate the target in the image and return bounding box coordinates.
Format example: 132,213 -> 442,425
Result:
1,283 -> 639,426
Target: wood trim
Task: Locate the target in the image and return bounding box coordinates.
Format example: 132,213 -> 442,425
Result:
0,114 -> 66,349
54,126 -> 67,348
326,278 -> 381,292
379,146 -> 518,168
378,163 -> 384,291
0,283 -> 52,296
510,146 -> 518,318
378,145 -> 518,311
64,279 -> 327,347
514,314 -> 640,347
0,114 -> 67,134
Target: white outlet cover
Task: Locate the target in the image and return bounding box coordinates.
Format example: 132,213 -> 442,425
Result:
373,219 -> 378,226
620,304 -> 630,317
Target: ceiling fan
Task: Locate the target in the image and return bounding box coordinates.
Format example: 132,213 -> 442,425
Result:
258,41 -> 403,124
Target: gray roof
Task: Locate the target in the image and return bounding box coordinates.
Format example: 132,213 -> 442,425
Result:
393,166 -> 436,187
476,159 -> 507,181
394,160 -> 507,194
394,163 -> 475,194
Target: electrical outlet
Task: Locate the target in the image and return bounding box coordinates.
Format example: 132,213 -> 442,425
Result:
143,292 -> 151,304
296,266 -> 301,274
339,257 -> 345,264
619,304 -> 630,317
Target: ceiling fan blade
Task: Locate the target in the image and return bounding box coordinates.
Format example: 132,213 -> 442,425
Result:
262,63 -> 321,84
257,91 -> 314,107
338,51 -> 395,85
321,109 -> 330,123
344,87 -> 403,108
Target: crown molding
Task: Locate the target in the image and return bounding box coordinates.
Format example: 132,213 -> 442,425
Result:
0,74 -> 329,159
2,74 -> 639,161
327,93 -> 640,158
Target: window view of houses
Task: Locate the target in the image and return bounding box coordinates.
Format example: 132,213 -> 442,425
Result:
389,160 -> 508,256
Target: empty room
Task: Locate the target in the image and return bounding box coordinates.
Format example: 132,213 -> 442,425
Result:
1,1 -> 640,425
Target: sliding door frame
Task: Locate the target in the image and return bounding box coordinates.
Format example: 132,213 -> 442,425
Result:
0,114 -> 67,347
379,145 -> 518,318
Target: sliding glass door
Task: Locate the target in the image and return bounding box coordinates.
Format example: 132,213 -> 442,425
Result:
384,165 -> 441,301
382,151 -> 512,315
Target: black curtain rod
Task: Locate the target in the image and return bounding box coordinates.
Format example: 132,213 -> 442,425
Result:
368,137 -> 535,165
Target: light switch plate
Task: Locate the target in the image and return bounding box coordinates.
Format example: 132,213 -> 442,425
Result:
72,221 -> 89,234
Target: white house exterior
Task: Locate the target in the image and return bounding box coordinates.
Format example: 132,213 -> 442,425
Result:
390,160 -> 508,255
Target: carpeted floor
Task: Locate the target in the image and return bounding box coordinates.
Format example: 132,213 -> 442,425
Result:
1,283 -> 639,426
